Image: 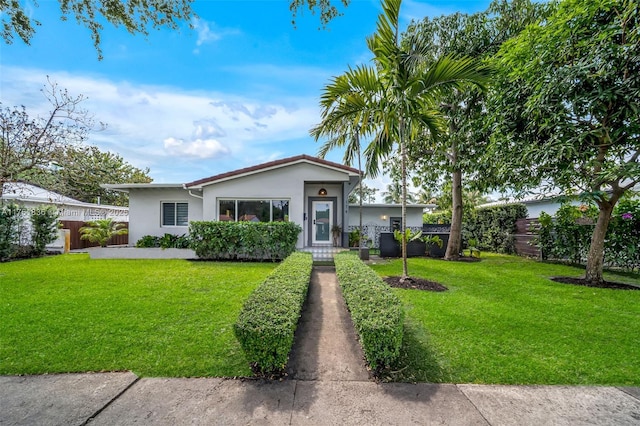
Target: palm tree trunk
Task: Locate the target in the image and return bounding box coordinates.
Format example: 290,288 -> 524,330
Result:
357,133 -> 364,259
445,167 -> 463,260
400,119 -> 409,280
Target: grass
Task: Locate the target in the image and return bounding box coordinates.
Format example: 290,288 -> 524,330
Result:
0,254 -> 276,377
370,254 -> 640,385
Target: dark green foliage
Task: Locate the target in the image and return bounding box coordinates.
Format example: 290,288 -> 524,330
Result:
334,252 -> 404,371
423,211 -> 451,225
463,204 -> 527,254
135,233 -> 190,249
189,221 -> 301,261
233,252 -> 313,375
30,206 -> 59,256
536,200 -> 640,272
0,203 -> 24,261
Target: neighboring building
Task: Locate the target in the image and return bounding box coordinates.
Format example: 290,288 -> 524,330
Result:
104,154 -> 430,249
348,203 -> 431,248
1,182 -> 129,250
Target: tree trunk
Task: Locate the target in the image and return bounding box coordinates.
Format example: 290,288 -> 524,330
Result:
357,135 -> 363,260
400,120 -> 409,280
445,168 -> 463,260
584,201 -> 614,283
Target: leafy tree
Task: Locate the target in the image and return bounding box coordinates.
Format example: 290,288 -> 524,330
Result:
348,182 -> 378,204
488,0 -> 640,283
25,145 -> 152,206
382,180 -> 415,204
314,0 -> 489,279
79,218 -> 128,247
404,0 -> 549,259
30,206 -> 59,256
2,0 -> 349,59
0,79 -> 92,198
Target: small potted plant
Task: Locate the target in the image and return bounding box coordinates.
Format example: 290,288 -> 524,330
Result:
331,225 -> 342,247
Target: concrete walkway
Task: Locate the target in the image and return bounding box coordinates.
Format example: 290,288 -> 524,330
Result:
2,267 -> 640,425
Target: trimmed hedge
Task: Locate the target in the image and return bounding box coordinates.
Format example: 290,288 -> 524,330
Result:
189,221 -> 301,261
334,252 -> 404,371
234,251 -> 313,375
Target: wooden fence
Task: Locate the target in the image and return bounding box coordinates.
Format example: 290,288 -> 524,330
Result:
60,220 -> 129,250
514,218 -> 540,258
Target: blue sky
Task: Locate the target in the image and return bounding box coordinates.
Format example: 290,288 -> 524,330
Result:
1,0 -> 491,200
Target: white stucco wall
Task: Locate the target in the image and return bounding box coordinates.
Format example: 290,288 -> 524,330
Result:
348,205 -> 425,227
127,187 -> 203,245
201,163 -> 351,248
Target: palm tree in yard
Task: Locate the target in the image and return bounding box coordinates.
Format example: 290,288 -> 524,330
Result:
313,0 -> 490,280
311,65 -> 382,260
79,218 -> 128,247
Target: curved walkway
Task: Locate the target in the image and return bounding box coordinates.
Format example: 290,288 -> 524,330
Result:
2,266 -> 640,425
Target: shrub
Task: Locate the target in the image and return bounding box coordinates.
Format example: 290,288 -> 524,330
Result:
79,219 -> 128,247
135,235 -> 160,248
234,252 -> 313,375
189,221 -> 301,261
536,199 -> 640,272
136,233 -> 191,249
30,206 -> 59,256
334,252 -> 404,371
0,203 -> 25,261
463,204 -> 527,254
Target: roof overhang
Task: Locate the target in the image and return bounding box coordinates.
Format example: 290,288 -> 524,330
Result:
101,183 -> 185,193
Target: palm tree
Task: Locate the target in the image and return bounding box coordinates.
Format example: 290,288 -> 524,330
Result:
311,66 -> 382,259
313,0 -> 490,279
79,218 -> 128,247
382,180 -> 416,204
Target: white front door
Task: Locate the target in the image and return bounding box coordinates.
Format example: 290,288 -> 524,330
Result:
312,200 -> 332,244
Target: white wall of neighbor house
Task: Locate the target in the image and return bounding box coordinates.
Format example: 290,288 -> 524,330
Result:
348,205 -> 425,227
127,187 -> 203,246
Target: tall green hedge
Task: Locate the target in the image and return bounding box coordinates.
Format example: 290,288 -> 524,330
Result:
334,252 -> 404,371
189,221 -> 301,261
536,199 -> 640,272
234,252 -> 313,375
463,204 -> 528,254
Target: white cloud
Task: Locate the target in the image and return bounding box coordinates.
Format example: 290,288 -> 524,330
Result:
163,137 -> 230,159
0,66 -> 320,182
191,18 -> 240,54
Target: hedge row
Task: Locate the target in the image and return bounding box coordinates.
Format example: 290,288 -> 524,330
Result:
234,251 -> 313,375
463,204 -> 528,254
333,252 -> 404,371
189,221 -> 301,261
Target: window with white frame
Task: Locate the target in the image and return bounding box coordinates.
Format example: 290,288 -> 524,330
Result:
162,202 -> 189,226
218,199 -> 289,222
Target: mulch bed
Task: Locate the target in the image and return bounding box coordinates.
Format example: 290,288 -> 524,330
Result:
550,276 -> 640,290
384,276 -> 448,292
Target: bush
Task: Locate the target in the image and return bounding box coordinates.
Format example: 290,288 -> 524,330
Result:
334,252 -> 404,371
135,233 -> 191,249
536,200 -> 640,272
189,221 -> 301,261
234,252 -> 313,375
0,203 -> 25,261
30,206 -> 59,256
463,204 -> 527,254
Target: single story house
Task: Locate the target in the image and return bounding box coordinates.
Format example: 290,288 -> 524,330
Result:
104,154 -> 429,249
1,182 -> 129,250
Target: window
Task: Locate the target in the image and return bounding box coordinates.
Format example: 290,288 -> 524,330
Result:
162,202 -> 189,226
218,199 -> 289,222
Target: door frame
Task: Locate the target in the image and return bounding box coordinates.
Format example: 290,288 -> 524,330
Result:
307,196 -> 337,246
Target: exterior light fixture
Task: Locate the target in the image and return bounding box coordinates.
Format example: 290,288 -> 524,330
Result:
381,214 -> 387,220
318,188 -> 328,196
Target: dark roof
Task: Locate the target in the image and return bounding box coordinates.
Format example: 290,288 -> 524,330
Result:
185,154 -> 360,188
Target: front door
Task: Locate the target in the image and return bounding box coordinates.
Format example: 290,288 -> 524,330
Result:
312,200 -> 333,244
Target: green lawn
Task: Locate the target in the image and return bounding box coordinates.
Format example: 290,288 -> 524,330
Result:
0,254 -> 276,377
370,254 -> 640,385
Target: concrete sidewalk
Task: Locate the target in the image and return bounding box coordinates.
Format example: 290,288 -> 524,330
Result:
2,373 -> 639,425
2,266 -> 640,425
